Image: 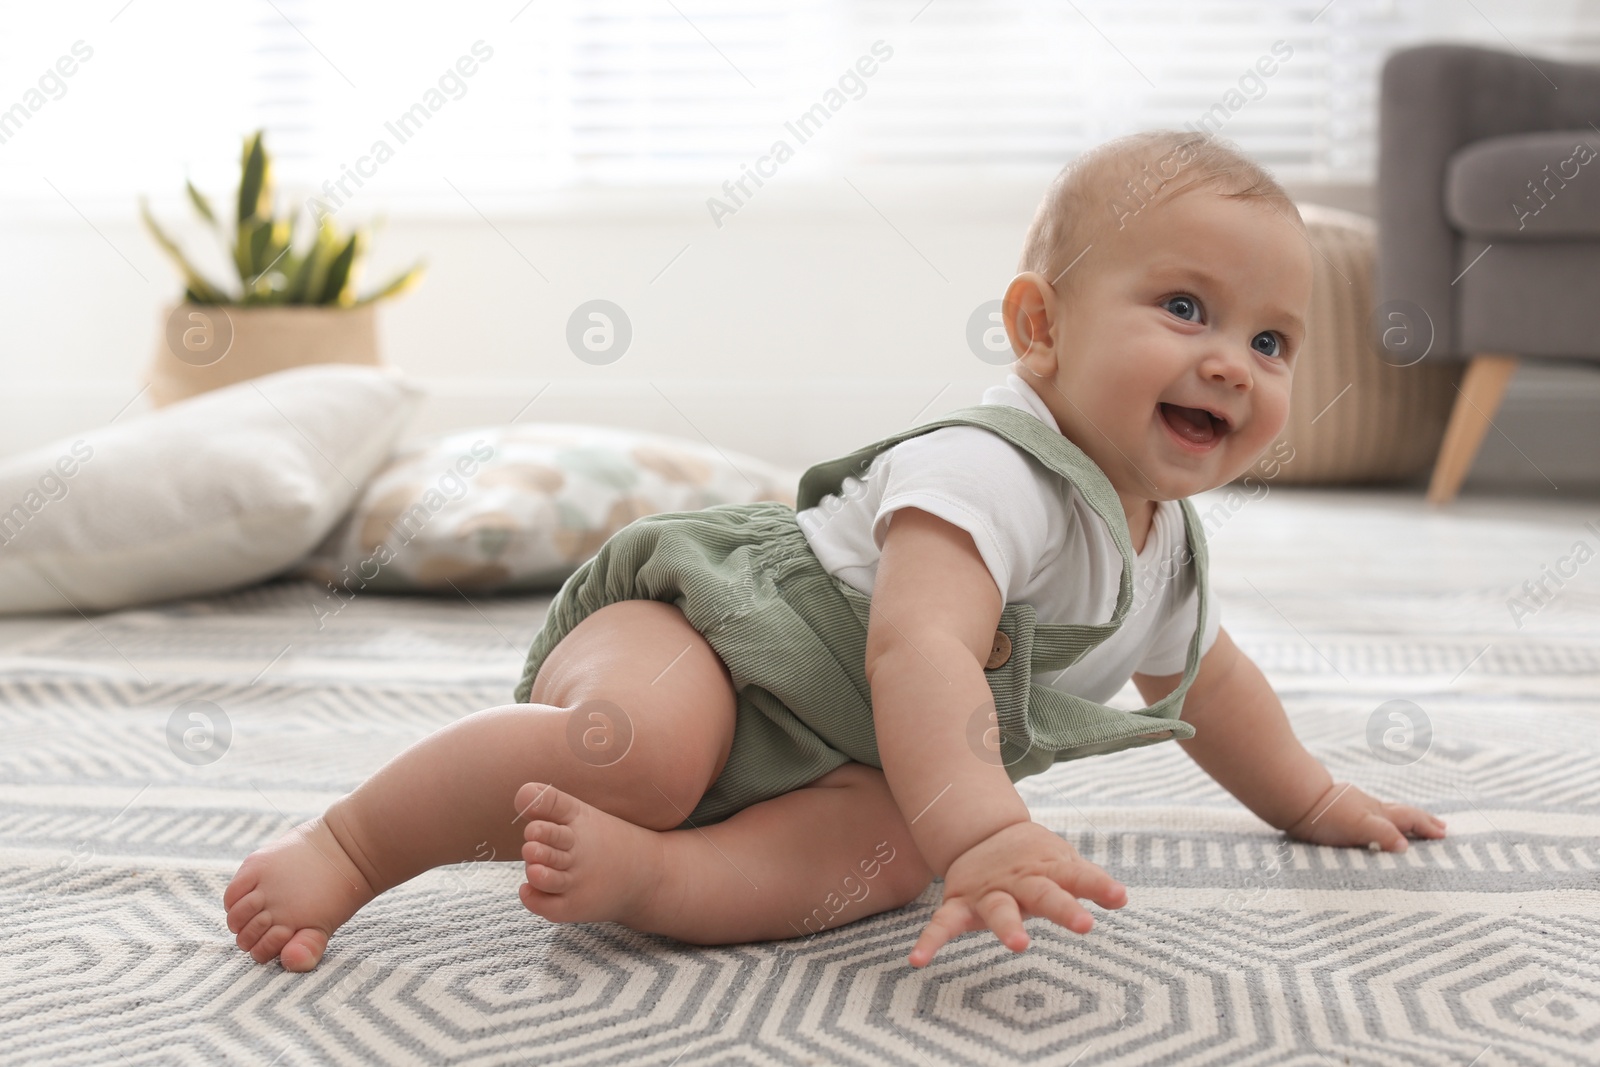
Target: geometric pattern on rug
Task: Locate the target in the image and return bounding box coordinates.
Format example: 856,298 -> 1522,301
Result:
2,486 -> 1597,1065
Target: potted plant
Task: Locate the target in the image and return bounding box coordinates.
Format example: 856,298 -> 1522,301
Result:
139,129 -> 425,407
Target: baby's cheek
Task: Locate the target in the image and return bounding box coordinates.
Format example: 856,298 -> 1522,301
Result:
1250,390 -> 1293,443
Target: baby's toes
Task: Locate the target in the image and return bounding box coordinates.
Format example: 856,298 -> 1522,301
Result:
522,824 -> 576,894
251,924 -> 296,964
519,879 -> 571,920
522,817 -> 577,850
515,781 -> 588,829
523,859 -> 575,895
226,889 -> 264,936
514,781 -> 571,824
235,908 -> 277,951
521,834 -> 573,872
279,929 -> 330,973
222,869 -> 259,913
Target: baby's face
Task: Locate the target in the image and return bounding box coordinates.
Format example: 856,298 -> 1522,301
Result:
1011,188 -> 1313,506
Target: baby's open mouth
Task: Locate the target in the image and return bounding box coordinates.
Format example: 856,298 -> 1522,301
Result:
1158,402 -> 1228,445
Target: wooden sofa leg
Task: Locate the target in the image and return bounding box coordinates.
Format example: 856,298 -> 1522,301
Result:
1426,353 -> 1519,505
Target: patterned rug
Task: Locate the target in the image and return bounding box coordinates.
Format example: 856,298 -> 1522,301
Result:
1,485 -> 1597,1066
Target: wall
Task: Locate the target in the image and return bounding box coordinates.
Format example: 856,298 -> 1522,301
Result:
3,179 -> 1594,493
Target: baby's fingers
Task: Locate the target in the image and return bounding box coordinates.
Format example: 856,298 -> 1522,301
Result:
1357,811 -> 1409,852
1384,803 -> 1448,839
908,898 -> 979,969
973,889 -> 1030,952
1016,880 -> 1099,936
1060,861 -> 1128,911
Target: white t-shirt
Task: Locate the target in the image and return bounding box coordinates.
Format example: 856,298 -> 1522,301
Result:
795,373 -> 1219,705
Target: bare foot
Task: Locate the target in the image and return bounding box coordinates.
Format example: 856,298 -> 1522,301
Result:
514,781 -> 675,930
224,815 -> 376,972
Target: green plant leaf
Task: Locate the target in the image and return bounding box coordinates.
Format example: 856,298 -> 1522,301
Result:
185,178 -> 219,227
248,218 -> 275,274
250,216 -> 291,279
295,220 -> 341,304
139,196 -> 232,304
231,218 -> 251,280
243,212 -> 302,306
353,261 -> 426,305
233,217 -> 260,286
284,246 -> 319,304
317,230 -> 364,306
237,130 -> 268,226
281,209 -> 300,267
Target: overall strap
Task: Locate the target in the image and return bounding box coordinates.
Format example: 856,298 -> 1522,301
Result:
798,404 -> 1138,659
796,403 -> 1211,703
1017,496 -> 1209,765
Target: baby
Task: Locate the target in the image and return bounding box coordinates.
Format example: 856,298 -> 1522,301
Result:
225,129 -> 1447,973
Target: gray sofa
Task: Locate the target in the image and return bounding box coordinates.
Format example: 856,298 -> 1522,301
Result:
1376,44 -> 1600,503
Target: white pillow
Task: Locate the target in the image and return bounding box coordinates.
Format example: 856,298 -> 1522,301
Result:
295,422 -> 800,597
0,364 -> 422,614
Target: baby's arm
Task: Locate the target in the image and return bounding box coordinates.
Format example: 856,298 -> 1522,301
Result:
865,507 -> 1128,966
1132,628 -> 1447,849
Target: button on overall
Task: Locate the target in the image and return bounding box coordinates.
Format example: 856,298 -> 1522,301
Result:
985,630 -> 1012,670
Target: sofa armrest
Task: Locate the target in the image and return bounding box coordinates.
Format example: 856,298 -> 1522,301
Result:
1376,44 -> 1600,359
1446,130 -> 1600,238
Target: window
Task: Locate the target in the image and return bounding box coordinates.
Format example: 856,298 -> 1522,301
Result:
3,0 -> 1597,217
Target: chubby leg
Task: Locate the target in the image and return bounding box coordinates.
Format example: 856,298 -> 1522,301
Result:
224,600 -> 740,971
517,761 -> 938,945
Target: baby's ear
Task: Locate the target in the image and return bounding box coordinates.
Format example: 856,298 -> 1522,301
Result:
1002,272 -> 1060,373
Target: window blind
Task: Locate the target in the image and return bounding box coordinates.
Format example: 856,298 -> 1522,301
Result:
2,0 -> 1597,216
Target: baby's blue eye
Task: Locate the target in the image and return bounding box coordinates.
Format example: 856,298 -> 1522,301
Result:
1252,331 -> 1283,358
1163,294 -> 1201,322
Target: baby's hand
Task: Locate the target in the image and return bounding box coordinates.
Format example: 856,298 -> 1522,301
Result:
907,820 -> 1127,968
1284,780 -> 1447,852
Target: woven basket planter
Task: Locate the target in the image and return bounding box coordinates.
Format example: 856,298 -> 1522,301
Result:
1242,203 -> 1463,486
146,303 -> 382,408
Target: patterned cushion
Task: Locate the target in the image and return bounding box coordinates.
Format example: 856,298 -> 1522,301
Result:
296,422 -> 800,595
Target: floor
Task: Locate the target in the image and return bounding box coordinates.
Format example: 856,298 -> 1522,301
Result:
1,484 -> 1597,1065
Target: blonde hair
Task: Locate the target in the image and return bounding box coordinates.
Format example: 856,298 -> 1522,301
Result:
1017,130 -> 1301,293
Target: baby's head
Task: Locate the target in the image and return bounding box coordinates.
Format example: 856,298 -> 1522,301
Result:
1003,130 -> 1313,517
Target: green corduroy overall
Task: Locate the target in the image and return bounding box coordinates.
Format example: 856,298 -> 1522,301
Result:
513,403 -> 1211,831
